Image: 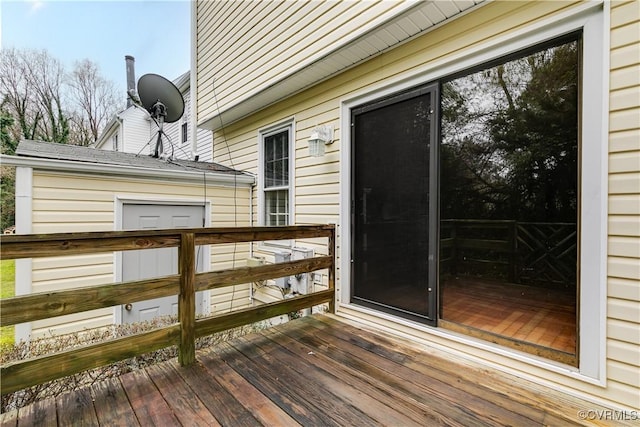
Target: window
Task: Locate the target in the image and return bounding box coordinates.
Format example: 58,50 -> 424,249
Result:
261,125 -> 291,226
181,122 -> 188,145
114,134 -> 119,151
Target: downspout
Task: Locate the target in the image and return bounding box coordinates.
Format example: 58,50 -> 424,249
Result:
249,184 -> 254,302
190,0 -> 198,160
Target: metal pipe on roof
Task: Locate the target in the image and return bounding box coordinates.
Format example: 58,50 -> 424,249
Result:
125,55 -> 135,108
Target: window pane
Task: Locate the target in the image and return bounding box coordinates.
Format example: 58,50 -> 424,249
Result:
264,130 -> 289,188
439,39 -> 579,358
265,190 -> 289,226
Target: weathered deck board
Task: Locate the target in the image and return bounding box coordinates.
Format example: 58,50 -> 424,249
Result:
55,387 -> 98,427
303,316 -> 543,426
213,341 -> 347,426
145,362 -> 221,427
119,368 -> 181,426
1,314 -> 631,426
259,325 -> 435,425
90,377 -> 140,426
198,354 -> 299,427
17,398 -> 56,427
241,332 -> 421,426
232,339 -> 388,426
173,360 -> 261,426
287,318 -> 527,426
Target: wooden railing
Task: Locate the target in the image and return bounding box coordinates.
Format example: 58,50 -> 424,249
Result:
0,225 -> 335,395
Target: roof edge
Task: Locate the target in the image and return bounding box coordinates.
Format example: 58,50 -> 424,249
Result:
199,0 -> 487,131
0,154 -> 255,186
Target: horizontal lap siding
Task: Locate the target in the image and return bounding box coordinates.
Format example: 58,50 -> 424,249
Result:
162,91 -> 214,162
607,0 -> 640,400
211,0 -> 572,307
196,0 -> 416,123
204,0 -> 640,409
196,127 -> 213,162
28,172 -> 251,338
121,108 -> 153,156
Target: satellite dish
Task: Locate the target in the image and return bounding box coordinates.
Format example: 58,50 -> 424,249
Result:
136,73 -> 185,158
137,73 -> 184,123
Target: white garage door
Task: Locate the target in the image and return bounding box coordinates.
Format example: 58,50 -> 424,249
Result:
122,203 -> 206,324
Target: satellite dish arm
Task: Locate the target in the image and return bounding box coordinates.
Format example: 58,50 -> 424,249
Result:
153,124 -> 164,158
152,103 -> 166,158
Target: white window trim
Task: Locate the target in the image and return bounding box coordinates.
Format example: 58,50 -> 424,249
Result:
257,118 -> 295,249
14,166 -> 33,342
339,3 -> 607,383
181,121 -> 188,146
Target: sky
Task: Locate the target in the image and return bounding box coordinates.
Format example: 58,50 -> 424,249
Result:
1,0 -> 191,102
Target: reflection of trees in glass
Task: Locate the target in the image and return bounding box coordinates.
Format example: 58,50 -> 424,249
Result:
441,40 -> 579,223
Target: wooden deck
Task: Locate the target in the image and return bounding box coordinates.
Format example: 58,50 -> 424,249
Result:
1,315 -> 625,426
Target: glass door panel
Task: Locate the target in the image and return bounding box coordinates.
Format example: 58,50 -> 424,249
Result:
439,38 -> 579,364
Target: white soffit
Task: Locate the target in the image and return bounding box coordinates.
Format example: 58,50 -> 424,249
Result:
202,0 -> 486,131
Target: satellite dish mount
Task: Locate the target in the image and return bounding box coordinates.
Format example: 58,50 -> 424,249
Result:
150,99 -> 168,157
136,73 -> 185,158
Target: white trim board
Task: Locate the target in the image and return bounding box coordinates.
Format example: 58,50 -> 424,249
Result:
14,166 -> 33,342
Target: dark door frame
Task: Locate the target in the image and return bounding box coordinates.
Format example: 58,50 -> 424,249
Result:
350,83 -> 439,325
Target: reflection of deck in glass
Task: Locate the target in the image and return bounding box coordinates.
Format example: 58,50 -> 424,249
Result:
440,278 -> 576,355
439,219 -> 577,364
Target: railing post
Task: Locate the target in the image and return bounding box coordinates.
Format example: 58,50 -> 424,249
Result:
328,225 -> 336,313
179,232 -> 196,366
508,221 -> 518,283
451,220 -> 458,276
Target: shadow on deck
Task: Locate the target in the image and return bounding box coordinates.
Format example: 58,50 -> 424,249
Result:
0,315 -> 626,426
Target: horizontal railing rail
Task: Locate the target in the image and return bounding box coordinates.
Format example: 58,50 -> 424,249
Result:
0,225 -> 336,395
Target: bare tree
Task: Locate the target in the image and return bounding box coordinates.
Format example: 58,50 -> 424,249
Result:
0,48 -> 70,143
0,48 -> 123,230
23,49 -> 69,143
0,48 -> 42,141
68,59 -> 120,146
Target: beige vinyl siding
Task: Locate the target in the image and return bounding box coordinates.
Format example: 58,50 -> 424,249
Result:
27,171 -> 251,338
197,0 -> 431,122
607,0 -> 640,402
204,0 -> 640,409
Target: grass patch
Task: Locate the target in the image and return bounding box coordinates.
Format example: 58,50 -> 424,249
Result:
1,259 -> 15,347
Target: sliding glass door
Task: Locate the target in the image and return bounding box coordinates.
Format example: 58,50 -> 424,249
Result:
350,34 -> 579,364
